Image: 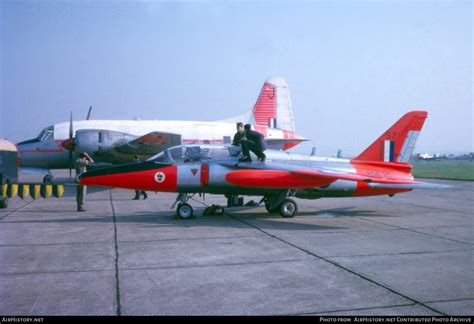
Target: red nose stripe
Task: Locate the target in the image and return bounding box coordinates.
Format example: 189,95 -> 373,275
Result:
225,170 -> 334,189
80,166 -> 177,192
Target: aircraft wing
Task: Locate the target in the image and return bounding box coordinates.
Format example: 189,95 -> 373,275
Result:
293,170 -> 452,188
115,132 -> 181,155
219,161 -> 450,189
367,182 -> 451,189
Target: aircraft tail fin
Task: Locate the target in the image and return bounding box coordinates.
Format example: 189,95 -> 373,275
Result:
354,111 -> 428,163
251,76 -> 296,132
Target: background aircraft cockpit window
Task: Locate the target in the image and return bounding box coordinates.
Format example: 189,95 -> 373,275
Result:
37,126 -> 54,141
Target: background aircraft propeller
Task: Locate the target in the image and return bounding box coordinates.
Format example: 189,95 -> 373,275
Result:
86,106 -> 92,120
60,107 -> 93,178
68,110 -> 74,178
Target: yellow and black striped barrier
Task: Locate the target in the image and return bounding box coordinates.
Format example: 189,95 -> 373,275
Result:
1,183 -> 65,200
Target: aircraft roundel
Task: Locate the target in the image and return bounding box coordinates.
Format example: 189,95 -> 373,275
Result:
154,172 -> 166,183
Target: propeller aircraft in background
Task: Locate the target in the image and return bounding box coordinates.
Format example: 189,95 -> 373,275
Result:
16,76 -> 305,183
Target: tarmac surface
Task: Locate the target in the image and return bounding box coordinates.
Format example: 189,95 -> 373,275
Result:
0,172 -> 472,315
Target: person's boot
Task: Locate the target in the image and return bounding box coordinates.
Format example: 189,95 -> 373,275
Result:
259,153 -> 266,162
239,155 -> 252,162
77,207 -> 85,212
143,192 -> 148,200
133,196 -> 139,200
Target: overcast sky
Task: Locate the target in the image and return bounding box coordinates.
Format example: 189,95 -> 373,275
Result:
1,0 -> 472,156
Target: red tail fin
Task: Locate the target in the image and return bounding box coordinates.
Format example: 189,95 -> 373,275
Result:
354,111 -> 428,163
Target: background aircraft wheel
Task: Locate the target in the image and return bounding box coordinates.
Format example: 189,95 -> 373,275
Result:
279,199 -> 297,218
177,203 -> 193,219
214,206 -> 224,215
43,174 -> 54,184
0,197 -> 9,209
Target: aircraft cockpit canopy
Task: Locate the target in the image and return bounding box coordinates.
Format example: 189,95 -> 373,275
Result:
148,145 -> 241,165
37,126 -> 54,141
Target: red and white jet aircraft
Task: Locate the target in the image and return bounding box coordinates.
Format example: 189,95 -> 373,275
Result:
79,111 -> 449,218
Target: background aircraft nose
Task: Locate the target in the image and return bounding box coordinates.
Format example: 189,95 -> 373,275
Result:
15,141 -> 33,167
17,149 -> 24,163
60,138 -> 74,150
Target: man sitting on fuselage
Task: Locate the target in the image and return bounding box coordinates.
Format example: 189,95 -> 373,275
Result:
232,122 -> 245,146
239,124 -> 267,163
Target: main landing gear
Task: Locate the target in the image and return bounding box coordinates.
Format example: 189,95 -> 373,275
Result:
263,192 -> 298,218
171,192 -> 298,219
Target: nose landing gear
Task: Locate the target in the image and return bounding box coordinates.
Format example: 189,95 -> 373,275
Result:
177,202 -> 193,219
172,193 -> 195,219
172,193 -> 226,219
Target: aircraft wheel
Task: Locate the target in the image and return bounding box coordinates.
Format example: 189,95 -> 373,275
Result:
0,197 -> 9,209
214,206 -> 225,216
177,203 -> 193,219
279,199 -> 297,218
43,174 -> 54,184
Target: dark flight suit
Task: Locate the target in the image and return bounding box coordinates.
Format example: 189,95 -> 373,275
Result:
232,132 -> 245,146
133,157 -> 147,199
75,158 -> 90,211
241,129 -> 266,161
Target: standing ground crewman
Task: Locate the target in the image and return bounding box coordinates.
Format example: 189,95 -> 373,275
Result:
133,155 -> 148,200
75,152 -> 94,212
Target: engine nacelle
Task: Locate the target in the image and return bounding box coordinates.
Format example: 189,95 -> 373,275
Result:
74,129 -> 135,163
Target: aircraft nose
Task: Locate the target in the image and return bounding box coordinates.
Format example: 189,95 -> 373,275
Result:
15,143 -> 28,166
60,138 -> 74,150
80,163 -> 178,192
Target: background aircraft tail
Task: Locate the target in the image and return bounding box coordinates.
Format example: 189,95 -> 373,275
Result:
354,111 -> 428,163
251,76 -> 296,132
220,76 -> 296,132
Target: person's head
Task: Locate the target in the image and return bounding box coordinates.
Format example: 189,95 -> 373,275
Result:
236,122 -> 244,134
244,124 -> 252,132
79,153 -> 86,159
134,155 -> 140,161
